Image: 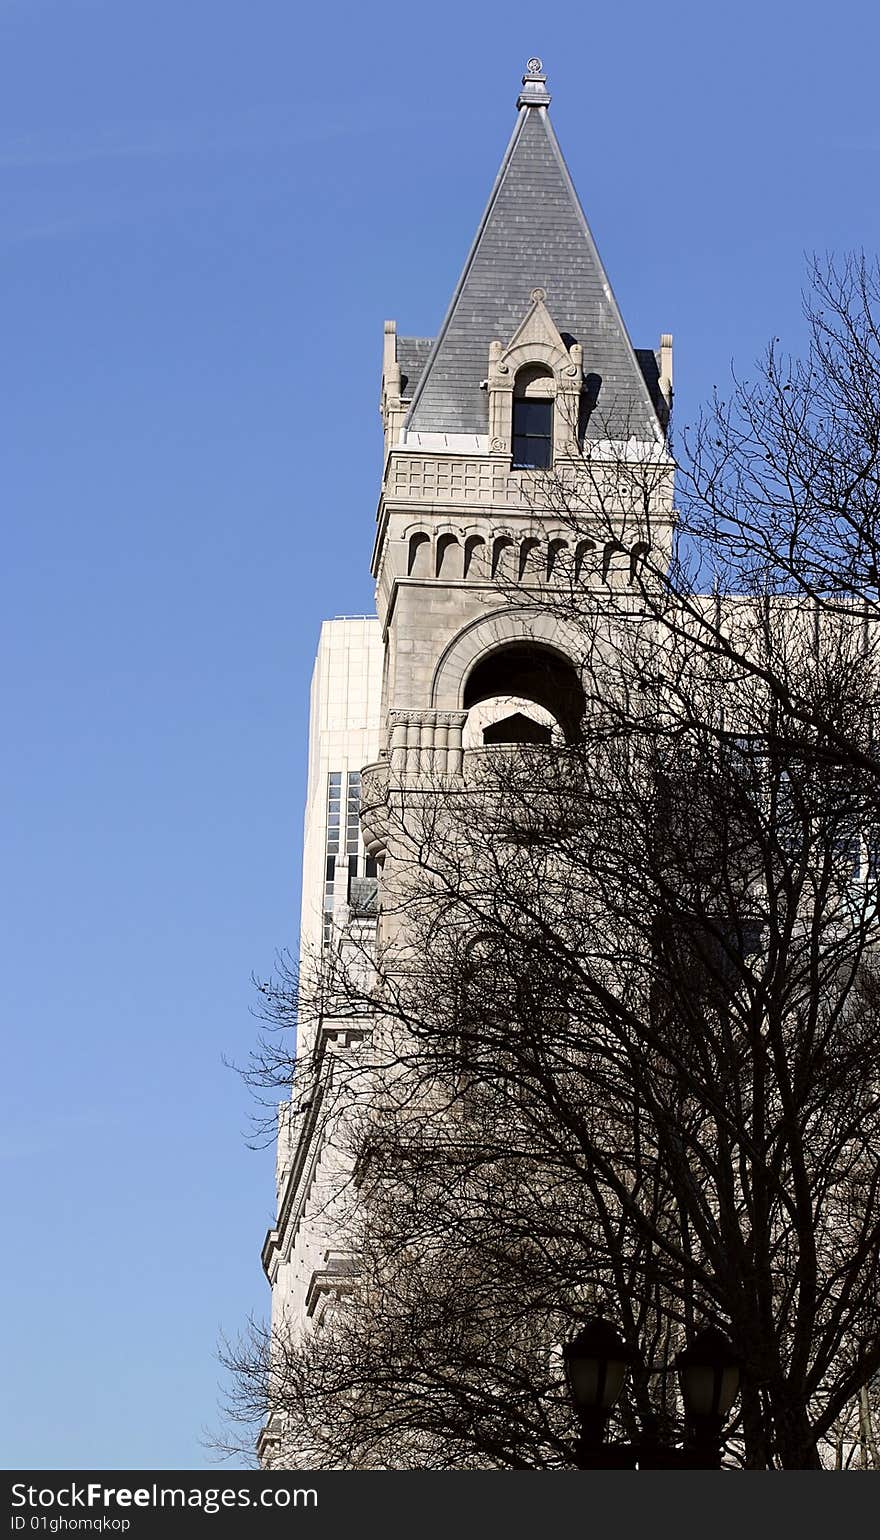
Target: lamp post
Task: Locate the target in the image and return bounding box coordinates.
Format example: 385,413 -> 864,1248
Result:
565,1316 -> 741,1469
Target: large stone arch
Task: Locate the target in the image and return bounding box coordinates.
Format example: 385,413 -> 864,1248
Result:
430,607 -> 585,719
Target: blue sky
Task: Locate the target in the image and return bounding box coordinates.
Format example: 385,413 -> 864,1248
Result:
2,0 -> 878,1471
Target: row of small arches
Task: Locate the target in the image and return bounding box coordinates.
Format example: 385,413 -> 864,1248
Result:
406,530 -> 649,584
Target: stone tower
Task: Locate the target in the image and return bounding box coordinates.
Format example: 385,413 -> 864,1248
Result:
259,60 -> 673,1467
368,58 -> 671,797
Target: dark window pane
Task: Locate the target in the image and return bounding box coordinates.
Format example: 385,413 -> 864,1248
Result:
513,436 -> 553,469
512,396 -> 553,468
517,399 -> 552,434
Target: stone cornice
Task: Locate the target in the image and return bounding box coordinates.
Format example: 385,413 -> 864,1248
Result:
262,1077 -> 326,1280
262,1019 -> 375,1280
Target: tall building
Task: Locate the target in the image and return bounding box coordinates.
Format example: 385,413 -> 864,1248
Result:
259,60 -> 672,1466
261,617 -> 382,1377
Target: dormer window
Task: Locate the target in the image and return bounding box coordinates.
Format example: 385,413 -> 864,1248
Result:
512,365 -> 554,468
486,296 -> 582,462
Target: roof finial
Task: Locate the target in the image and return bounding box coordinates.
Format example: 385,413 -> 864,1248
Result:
517,57 -> 551,109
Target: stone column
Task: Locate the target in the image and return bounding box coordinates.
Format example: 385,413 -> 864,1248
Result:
388,711 -> 409,775
443,712 -> 468,776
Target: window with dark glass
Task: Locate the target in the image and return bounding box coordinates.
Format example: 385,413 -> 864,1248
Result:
323,771 -> 343,946
512,395 -> 553,468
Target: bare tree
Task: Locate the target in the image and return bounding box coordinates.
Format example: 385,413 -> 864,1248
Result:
226,259 -> 880,1471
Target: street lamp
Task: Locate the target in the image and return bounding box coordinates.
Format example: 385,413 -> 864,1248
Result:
563,1317 -> 636,1456
676,1326 -> 742,1460
564,1316 -> 741,1469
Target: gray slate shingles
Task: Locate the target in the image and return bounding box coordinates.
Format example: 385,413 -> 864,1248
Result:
397,336 -> 434,402
405,108 -> 660,442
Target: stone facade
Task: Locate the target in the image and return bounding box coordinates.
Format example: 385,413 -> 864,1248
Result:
260,60 -> 672,1467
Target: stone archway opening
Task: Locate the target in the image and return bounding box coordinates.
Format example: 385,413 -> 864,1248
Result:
462,642 -> 585,743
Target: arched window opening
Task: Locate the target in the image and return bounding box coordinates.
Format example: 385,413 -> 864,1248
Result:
456,930 -> 568,1107
463,535 -> 486,578
436,533 -> 462,578
574,539 -> 594,581
547,537 -> 569,580
463,642 -> 585,742
519,537 -> 542,581
602,539 -> 629,583
512,365 -> 554,469
408,531 -> 431,576
455,932 -> 511,1100
491,535 -> 514,578
629,542 -> 650,583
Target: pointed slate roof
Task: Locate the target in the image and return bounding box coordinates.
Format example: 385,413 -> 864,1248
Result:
405,64 -> 662,443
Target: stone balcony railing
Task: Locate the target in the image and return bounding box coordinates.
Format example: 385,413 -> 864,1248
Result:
361,712 -> 472,856
388,710 -> 468,776
360,734 -> 578,861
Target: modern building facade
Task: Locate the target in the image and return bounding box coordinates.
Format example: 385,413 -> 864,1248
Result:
260,618 -> 382,1411
296,618 -> 383,977
259,60 -> 672,1466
